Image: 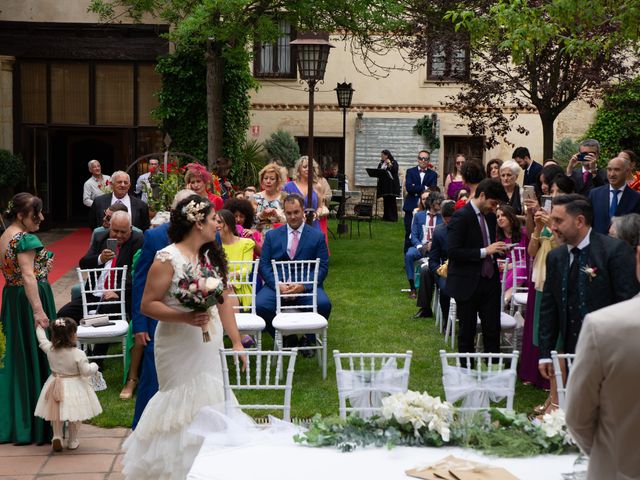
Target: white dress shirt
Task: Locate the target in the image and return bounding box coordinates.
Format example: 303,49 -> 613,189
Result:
286,223 -> 305,253
83,174 -> 111,207
111,193 -> 132,218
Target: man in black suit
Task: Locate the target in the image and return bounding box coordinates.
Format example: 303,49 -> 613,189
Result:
446,179 -> 508,354
566,139 -> 608,196
538,194 -> 639,380
512,146 -> 542,188
90,170 -> 150,231
58,211 -> 144,357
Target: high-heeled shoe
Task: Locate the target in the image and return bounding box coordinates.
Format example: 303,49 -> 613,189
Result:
533,395 -> 552,415
119,378 -> 138,400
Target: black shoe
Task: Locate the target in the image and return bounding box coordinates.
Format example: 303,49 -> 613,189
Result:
413,309 -> 432,318
283,335 -> 299,348
298,336 -> 317,358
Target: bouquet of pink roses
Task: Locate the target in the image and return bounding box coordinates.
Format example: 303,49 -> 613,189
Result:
173,258 -> 224,342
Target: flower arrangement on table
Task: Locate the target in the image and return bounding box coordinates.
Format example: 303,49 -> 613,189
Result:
173,254 -> 224,342
294,391 -> 577,457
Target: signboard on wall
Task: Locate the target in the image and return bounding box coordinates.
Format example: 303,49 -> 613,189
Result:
353,117 -> 440,188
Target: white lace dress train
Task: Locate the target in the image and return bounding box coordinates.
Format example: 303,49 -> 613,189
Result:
122,244 -> 231,480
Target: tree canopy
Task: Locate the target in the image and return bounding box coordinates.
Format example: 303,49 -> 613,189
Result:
402,0 -> 640,159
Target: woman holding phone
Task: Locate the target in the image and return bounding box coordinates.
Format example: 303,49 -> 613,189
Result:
519,168 -> 574,412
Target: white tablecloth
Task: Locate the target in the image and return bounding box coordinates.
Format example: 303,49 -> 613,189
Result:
188,434 -> 577,480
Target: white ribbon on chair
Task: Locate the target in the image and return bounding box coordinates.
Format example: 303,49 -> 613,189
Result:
337,358 -> 409,417
442,365 -> 515,409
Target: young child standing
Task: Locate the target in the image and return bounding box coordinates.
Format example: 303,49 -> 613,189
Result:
34,318 -> 103,451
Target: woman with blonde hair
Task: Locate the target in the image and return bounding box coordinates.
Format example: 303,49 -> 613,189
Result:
252,162 -> 286,231
283,156 -> 323,230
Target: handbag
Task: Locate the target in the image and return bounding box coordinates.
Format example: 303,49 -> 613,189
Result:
436,260 -> 448,278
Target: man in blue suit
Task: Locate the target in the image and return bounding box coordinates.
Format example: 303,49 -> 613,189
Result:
404,191 -> 443,298
256,194 -> 331,352
588,157 -> 640,234
130,189 -> 195,429
402,150 -> 438,252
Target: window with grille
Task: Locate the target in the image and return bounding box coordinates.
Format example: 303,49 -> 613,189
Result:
427,35 -> 470,81
253,20 -> 296,79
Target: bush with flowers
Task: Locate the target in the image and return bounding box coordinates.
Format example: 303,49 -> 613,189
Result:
294,390 -> 577,457
143,160 -> 187,212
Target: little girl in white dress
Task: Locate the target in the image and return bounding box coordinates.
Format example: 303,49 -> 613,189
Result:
34,318 -> 103,451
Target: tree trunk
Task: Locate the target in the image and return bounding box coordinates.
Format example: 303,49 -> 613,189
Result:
539,111 -> 557,162
206,40 -> 225,170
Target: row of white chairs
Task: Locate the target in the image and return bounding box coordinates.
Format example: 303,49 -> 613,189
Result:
220,348 -> 524,422
75,259 -> 330,379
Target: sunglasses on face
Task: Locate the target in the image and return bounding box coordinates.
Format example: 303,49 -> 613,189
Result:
418,156 -> 429,161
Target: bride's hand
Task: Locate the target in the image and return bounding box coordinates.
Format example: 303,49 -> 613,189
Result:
185,311 -> 210,327
232,343 -> 248,371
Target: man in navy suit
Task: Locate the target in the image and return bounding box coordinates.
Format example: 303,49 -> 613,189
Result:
446,179 -> 508,354
402,150 -> 438,252
130,189 -> 195,429
513,146 -> 542,188
256,194 -> 331,350
589,156 -> 640,234
566,139 -> 608,196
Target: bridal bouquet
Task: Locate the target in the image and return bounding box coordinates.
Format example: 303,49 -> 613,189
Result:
173,257 -> 224,342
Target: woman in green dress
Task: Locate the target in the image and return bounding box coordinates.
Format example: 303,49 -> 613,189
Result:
0,193 -> 55,444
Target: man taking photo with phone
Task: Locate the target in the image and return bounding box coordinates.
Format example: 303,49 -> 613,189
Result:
566,139 -> 608,195
57,211 -> 143,360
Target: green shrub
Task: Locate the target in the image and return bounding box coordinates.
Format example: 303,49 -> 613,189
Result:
0,149 -> 26,188
553,138 -> 580,168
263,130 -> 300,168
231,140 -> 267,188
584,77 -> 640,165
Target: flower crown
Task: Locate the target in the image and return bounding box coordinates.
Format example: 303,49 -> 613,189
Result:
54,318 -> 66,327
182,200 -> 209,223
4,200 -> 13,215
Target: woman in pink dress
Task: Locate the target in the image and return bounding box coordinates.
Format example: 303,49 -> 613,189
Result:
444,153 -> 469,200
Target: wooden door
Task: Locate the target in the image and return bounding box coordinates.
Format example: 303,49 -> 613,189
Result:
442,136 -> 484,179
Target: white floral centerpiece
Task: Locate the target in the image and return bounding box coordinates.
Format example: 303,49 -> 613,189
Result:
381,391 -> 453,441
535,409 -> 575,446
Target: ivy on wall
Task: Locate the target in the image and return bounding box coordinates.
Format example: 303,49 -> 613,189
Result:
584,77 -> 640,164
153,44 -> 257,181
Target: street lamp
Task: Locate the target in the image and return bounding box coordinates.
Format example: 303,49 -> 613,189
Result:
334,82 -> 354,234
291,32 -> 334,224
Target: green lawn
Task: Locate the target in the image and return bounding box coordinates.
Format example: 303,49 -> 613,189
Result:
90,218 -> 546,428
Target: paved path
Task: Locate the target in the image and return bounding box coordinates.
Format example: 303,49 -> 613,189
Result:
1,230 -> 129,479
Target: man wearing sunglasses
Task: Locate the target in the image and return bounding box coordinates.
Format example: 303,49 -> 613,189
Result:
402,150 -> 438,252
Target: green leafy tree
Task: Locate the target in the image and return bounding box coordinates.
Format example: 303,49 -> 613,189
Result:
89,0 -> 408,168
585,77 -> 640,163
404,0 -> 640,159
263,130 -> 300,168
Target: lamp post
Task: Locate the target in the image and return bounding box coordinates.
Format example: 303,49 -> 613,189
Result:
334,82 -> 354,234
291,32 -> 334,224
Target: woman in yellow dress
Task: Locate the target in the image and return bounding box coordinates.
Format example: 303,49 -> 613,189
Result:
215,209 -> 255,303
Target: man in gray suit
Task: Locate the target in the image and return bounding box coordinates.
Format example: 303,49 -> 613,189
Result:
565,229 -> 640,479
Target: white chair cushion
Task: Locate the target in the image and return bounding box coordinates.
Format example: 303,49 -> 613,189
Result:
234,313 -> 266,331
500,312 -> 517,329
513,292 -> 528,305
77,320 -> 129,339
273,312 -> 328,331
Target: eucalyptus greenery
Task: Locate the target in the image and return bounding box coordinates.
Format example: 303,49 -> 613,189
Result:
296,409 -> 577,457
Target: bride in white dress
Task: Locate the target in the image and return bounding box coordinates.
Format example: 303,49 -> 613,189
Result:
122,195 -> 246,479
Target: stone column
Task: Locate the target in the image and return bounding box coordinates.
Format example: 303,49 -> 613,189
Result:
0,56 -> 15,151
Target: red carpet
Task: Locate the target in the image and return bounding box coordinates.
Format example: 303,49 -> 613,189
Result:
1,228 -> 92,308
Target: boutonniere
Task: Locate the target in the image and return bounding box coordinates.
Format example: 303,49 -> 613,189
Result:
582,265 -> 598,281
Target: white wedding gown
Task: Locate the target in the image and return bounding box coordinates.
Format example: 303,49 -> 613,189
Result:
122,244 -> 234,479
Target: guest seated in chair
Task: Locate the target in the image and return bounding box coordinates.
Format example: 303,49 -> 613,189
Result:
57,211 -> 143,361
404,191 -> 443,299
256,194 -> 331,356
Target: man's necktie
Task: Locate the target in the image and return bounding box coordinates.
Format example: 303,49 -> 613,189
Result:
288,230 -> 299,259
609,189 -> 621,218
478,212 -> 494,278
582,171 -> 591,185
105,246 -> 120,290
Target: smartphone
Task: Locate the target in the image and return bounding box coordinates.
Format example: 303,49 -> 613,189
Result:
541,195 -> 553,211
523,185 -> 536,201
577,152 -> 589,162
106,238 -> 118,252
